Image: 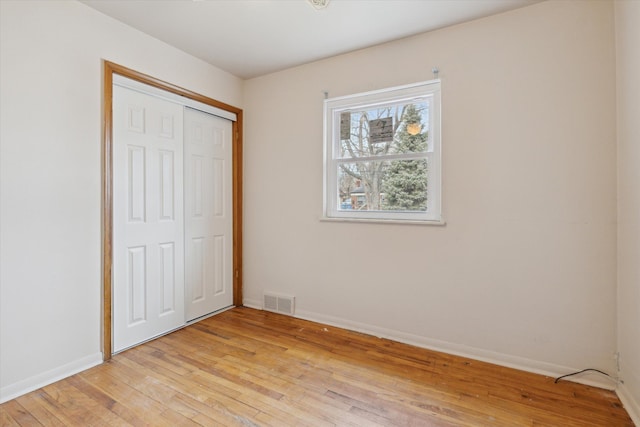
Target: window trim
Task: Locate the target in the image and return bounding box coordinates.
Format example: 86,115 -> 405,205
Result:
323,80 -> 442,223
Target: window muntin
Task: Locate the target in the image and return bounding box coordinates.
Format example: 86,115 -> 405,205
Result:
324,81 -> 441,222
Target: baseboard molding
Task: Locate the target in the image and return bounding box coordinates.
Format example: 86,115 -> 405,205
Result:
294,308 -> 619,390
0,352 -> 103,404
242,301 -> 619,391
242,298 -> 262,310
617,382 -> 640,426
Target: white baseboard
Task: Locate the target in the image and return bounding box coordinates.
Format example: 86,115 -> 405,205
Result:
242,298 -> 262,310
294,308 -> 618,390
241,301 -> 618,391
617,382 -> 640,426
0,352 -> 103,404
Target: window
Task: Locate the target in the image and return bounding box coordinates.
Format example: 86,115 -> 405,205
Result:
323,80 -> 442,223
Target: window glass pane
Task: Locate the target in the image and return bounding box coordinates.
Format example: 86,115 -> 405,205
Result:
324,80 -> 441,222
337,159 -> 428,212
337,101 -> 429,159
383,158 -> 428,211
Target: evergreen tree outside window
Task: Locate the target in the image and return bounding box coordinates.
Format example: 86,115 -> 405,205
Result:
323,81 -> 442,223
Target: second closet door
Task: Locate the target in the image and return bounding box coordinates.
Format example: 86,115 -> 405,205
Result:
184,107 -> 234,321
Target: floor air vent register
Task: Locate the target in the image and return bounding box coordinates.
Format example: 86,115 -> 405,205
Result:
263,293 -> 295,315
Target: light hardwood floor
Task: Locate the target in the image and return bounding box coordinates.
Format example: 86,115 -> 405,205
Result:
0,307 -> 633,426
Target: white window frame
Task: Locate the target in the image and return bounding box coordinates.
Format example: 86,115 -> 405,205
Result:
323,80 -> 442,223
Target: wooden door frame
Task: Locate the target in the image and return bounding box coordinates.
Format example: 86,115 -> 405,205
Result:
102,61 -> 243,361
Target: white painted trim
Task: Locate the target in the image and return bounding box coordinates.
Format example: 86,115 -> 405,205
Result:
319,216 -> 446,226
326,78 -> 442,103
243,298 -> 263,310
0,352 -> 103,403
323,80 -> 442,223
617,382 -> 640,426
247,305 -> 617,390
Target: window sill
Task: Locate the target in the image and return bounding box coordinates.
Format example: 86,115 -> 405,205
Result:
319,216 -> 446,226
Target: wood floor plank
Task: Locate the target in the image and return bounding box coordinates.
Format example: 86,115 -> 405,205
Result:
0,307 -> 634,426
0,411 -> 19,427
0,399 -> 42,426
0,400 -> 22,427
78,362 -> 181,427
40,380 -> 129,426
12,392 -> 67,427
117,349 -> 266,425
18,390 -> 80,426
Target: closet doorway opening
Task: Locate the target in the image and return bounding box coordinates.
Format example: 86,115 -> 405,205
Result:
102,61 -> 243,359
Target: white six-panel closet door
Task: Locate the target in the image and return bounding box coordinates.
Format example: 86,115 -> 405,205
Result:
184,107 -> 233,322
112,85 -> 185,353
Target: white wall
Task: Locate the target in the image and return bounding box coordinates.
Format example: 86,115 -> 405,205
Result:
243,0 -> 618,385
0,0 -> 243,402
1,0 -> 631,410
615,0 -> 640,422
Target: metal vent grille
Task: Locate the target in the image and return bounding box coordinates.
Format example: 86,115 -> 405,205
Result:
263,293 -> 295,315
